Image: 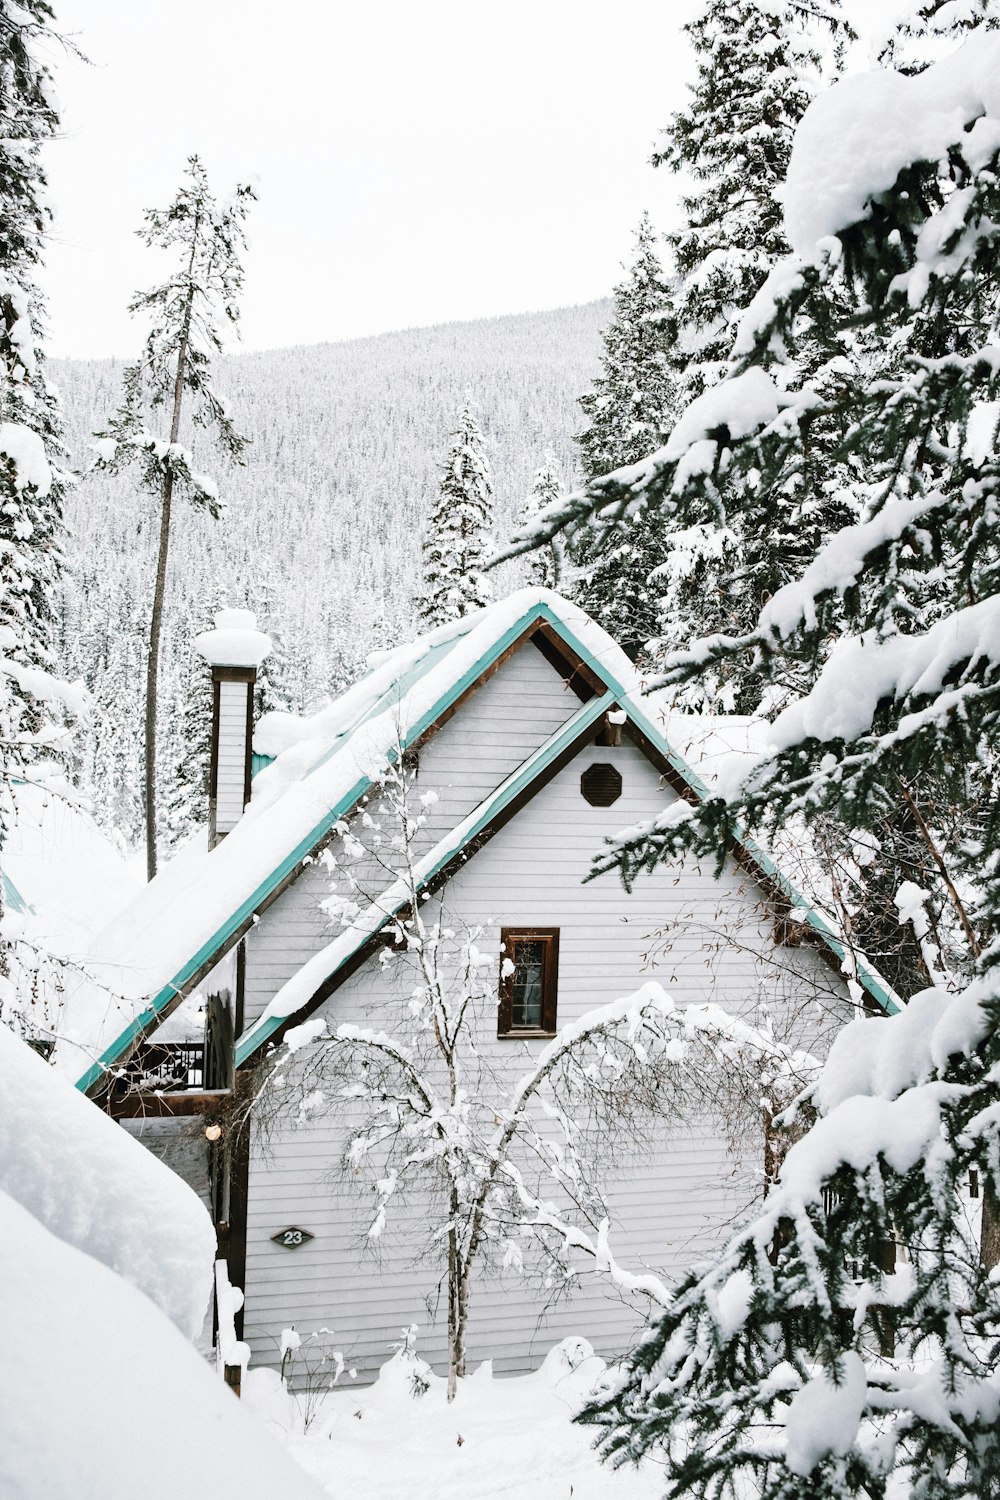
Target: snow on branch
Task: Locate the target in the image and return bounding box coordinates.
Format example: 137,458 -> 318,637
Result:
769,595 -> 1000,751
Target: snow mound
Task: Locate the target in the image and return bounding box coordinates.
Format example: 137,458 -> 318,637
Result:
270,1335 -> 661,1500
0,1025 -> 215,1337
783,29 -> 1000,257
0,1189 -> 325,1500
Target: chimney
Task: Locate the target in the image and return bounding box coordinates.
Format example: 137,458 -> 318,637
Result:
194,608 -> 271,849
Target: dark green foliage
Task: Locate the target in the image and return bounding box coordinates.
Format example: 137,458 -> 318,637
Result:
572,215 -> 677,656
417,399 -> 494,628
503,27 -> 1000,1498
0,0 -> 71,708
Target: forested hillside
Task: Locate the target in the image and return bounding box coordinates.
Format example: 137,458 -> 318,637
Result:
53,300 -> 609,847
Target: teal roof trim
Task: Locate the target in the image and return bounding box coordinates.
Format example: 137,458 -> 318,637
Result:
3,871 -> 34,917
75,602 -> 571,1094
531,605 -> 900,1017
76,598 -> 898,1095
250,751 -> 273,780
235,688 -> 617,1066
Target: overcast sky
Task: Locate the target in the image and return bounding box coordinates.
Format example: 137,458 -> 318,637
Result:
40,0 -> 901,359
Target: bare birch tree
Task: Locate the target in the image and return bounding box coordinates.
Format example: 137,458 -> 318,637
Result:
253,757 -> 818,1401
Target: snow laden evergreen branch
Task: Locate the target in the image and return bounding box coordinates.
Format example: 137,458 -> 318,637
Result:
579,981 -> 1000,1500
518,37 -> 1000,944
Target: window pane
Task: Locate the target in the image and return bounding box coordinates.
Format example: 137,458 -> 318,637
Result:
512,940 -> 545,1028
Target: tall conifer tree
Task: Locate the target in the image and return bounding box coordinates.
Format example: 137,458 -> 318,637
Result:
0,1 -> 84,1031
512,453 -> 565,590
417,399 -> 494,629
96,158 -> 254,879
0,0 -> 73,762
572,214 -> 676,656
655,0 -> 851,404
643,0 -> 854,706
516,27 -> 1000,1498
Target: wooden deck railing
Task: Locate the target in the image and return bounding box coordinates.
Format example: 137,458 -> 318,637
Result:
116,990 -> 236,1096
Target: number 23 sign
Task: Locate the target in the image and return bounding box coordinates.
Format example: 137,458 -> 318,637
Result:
270,1226 -> 315,1249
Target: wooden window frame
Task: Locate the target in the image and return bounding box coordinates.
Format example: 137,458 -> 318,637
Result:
498,927 -> 559,1038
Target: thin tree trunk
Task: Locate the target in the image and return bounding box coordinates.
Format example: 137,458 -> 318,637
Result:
982,1177 -> 1000,1273
447,1208 -> 460,1402
144,465 -> 175,879
898,780 -> 981,959
144,234 -> 198,880
454,1255 -> 471,1388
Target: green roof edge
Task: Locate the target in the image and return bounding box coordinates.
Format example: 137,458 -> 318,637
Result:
234,687 -> 617,1066
74,603 -> 559,1093
76,599 -> 898,1094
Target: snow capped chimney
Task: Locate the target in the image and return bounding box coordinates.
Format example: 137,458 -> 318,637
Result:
194,608 -> 271,849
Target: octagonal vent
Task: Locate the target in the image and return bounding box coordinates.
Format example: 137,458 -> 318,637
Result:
581,762 -> 623,807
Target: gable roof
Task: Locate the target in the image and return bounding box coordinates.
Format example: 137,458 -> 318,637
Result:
58,589 -> 899,1094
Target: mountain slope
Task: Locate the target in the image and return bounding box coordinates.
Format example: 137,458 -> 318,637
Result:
53,300 -> 610,846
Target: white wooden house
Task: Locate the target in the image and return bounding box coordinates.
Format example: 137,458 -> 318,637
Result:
57,590 -> 897,1381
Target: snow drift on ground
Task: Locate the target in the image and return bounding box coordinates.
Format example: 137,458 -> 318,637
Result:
0,1188 -> 326,1500
245,1336 -> 665,1500
0,1024 -> 215,1336
0,1025 -> 327,1500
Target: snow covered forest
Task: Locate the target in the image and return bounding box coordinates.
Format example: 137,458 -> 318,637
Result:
5,0 -> 1000,1498
54,305 -> 606,847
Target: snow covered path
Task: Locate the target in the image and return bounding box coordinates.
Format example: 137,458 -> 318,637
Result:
246,1338 -> 666,1500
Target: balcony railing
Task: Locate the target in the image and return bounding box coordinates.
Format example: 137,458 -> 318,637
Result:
120,991 -> 235,1095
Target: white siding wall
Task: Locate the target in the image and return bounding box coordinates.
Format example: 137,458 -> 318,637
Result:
241,642 -> 582,1028
241,657 -> 848,1382
216,680 -> 249,833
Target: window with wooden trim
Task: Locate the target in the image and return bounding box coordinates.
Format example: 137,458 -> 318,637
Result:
498,928 -> 559,1036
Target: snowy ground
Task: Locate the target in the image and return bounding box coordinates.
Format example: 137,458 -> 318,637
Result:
244,1337 -> 667,1500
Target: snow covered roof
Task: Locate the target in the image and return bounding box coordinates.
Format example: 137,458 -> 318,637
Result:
58,588 -> 898,1093
5,781 -> 140,965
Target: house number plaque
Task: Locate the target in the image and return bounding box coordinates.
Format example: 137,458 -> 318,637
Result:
271,1226 -> 314,1249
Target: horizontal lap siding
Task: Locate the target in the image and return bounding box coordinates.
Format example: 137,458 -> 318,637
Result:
240,643 -> 582,1028
414,638 -> 582,847
216,681 -> 249,833
243,720 -> 847,1382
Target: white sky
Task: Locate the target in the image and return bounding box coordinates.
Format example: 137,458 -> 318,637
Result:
40,0 -> 902,358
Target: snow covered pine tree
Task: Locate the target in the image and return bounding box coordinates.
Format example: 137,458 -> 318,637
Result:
416,397 -> 494,628
505,26 -> 1000,1500
0,1 -> 84,1007
572,213 -> 677,658
94,158 -> 254,879
511,452 -> 565,590
630,0 -> 854,709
